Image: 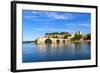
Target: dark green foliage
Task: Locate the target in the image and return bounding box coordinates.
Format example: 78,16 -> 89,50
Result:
64,34 -> 71,39
45,32 -> 69,35
86,34 -> 91,39
73,33 -> 83,40
83,34 -> 91,40
59,32 -> 69,35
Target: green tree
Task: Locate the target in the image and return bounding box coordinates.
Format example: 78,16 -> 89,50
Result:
60,32 -> 66,35
64,34 -> 71,39
84,34 -> 91,40
87,34 -> 91,39
73,34 -> 83,40
45,33 -> 49,35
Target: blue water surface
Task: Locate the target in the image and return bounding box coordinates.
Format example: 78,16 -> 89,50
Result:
22,42 -> 91,63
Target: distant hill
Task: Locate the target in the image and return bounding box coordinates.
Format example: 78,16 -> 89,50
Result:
23,41 -> 35,43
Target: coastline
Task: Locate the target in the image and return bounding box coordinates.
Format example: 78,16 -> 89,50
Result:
23,40 -> 91,44
70,40 -> 91,43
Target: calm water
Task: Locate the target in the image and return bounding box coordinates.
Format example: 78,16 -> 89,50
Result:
22,42 -> 91,63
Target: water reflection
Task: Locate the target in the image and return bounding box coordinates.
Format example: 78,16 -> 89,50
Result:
23,42 -> 91,63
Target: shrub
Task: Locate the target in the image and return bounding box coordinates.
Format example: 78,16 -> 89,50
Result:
73,34 -> 83,40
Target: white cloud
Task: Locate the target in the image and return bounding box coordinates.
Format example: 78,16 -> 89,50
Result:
79,23 -> 90,27
31,11 -> 39,14
33,28 -> 58,31
24,15 -> 37,19
65,23 -> 90,28
65,23 -> 75,26
44,12 -> 73,20
33,27 -> 73,33
26,11 -> 74,20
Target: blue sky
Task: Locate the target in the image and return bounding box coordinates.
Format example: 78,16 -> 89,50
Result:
22,10 -> 91,41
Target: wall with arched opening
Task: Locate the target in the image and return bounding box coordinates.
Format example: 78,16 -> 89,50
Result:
63,40 -> 65,43
45,39 -> 52,44
56,39 -> 60,43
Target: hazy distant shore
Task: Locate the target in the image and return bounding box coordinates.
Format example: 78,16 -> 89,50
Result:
23,41 -> 35,43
